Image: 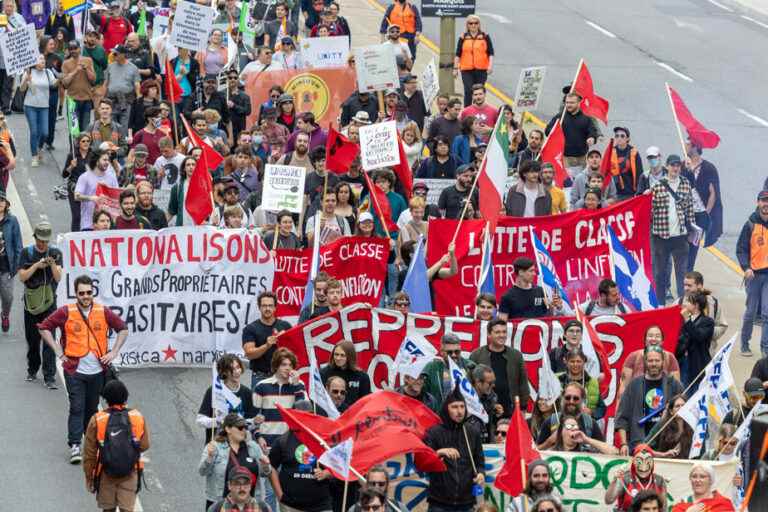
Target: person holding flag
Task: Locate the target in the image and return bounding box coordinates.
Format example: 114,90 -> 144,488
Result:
545,92 -> 598,172
498,256 -> 566,320
422,334 -> 475,407
197,354 -> 256,443
506,460 -> 559,512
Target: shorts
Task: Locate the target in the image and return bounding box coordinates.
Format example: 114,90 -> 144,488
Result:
97,472 -> 138,511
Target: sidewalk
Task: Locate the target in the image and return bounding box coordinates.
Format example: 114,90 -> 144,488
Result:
343,0 -> 756,379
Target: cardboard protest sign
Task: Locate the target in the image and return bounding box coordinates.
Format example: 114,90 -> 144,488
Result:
261,164 -> 306,213
95,184 -> 123,219
420,59 -> 440,111
359,121 -> 400,171
354,44 -> 399,93
57,227 -> 275,368
427,195 -> 653,316
300,36 -> 350,69
170,1 -> 215,51
0,24 -> 39,76
272,236 -> 389,318
514,66 -> 547,111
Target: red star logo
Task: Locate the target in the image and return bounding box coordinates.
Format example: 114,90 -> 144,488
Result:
162,344 -> 177,361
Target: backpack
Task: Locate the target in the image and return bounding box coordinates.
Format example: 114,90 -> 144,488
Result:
99,409 -> 141,478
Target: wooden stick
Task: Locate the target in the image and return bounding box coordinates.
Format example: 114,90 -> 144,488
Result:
170,96 -> 180,147
665,82 -> 690,162
462,424 -> 477,475
377,90 -> 385,115
366,171 -> 392,239
271,225 -> 279,250
341,477 -> 349,512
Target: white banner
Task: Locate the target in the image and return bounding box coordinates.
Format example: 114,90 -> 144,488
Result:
56,227 -> 275,368
262,164 -> 306,213
0,23 -> 40,76
420,59 -> 440,111
514,66 -> 547,112
170,1 -> 215,51
300,36 -> 349,69
359,120 -> 400,171
354,44 -> 399,93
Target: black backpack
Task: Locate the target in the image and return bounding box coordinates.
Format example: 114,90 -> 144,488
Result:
100,409 -> 141,478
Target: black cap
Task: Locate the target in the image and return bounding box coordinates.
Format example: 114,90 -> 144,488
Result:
745,377 -> 765,396
228,466 -> 253,483
758,190 -> 768,201
666,154 -> 682,166
112,45 -> 127,54
204,73 -> 218,82
563,320 -> 583,332
456,164 -> 474,175
613,126 -> 630,137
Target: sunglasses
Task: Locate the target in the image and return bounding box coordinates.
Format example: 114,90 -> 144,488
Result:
77,290 -> 93,296
394,301 -> 410,307
563,395 -> 580,402
445,349 -> 461,356
368,481 -> 387,488
564,423 -> 579,431
330,390 -> 346,396
495,430 -> 507,437
233,425 -> 247,431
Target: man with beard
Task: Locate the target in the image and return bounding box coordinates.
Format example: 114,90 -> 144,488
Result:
541,162 -> 567,214
468,364 -> 501,442
210,178 -> 248,227
545,92 -> 597,172
74,150 -> 119,230
616,346 -> 683,454
536,382 -> 605,449
276,131 -> 312,172
305,191 -> 351,247
243,291 -> 292,386
505,160 -> 551,218
427,98 -> 462,149
508,460 -> 560,512
189,74 -> 230,132
181,113 -> 213,153
397,374 -> 438,413
135,181 -> 167,229
124,32 -> 153,80
516,129 -> 544,168
209,467 -> 267,512
119,143 -> 158,187
297,272 -> 332,323
460,85 -> 498,141
438,164 -> 478,219
113,189 -> 151,229
422,334 -> 476,406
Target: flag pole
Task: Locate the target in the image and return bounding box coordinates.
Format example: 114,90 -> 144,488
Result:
366,171 -> 392,239
289,415 -> 367,482
341,478 -> 349,512
65,92 -> 75,160
740,427 -> 768,511
559,58 -> 584,126
476,222 -> 489,294
664,82 -> 690,162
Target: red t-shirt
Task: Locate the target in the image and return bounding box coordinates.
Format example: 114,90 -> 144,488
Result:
132,129 -> 165,166
99,15 -> 133,52
460,103 -> 499,139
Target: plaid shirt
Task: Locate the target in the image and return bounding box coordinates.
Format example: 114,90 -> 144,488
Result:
651,175 -> 695,239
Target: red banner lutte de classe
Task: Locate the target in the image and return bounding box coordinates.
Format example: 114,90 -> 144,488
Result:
272,236 -> 389,317
426,195 -> 652,317
278,303 -> 681,434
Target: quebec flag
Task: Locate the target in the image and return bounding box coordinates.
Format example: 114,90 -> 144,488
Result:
530,228 -> 573,312
478,228 -> 495,296
606,226 -> 658,311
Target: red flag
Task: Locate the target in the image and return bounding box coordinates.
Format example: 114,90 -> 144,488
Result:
277,391 -> 446,479
576,307 -> 612,398
540,121 -> 568,187
667,85 -> 721,149
598,137 -> 615,192
362,172 -> 398,233
572,61 -> 610,124
164,59 -> 183,104
393,134 -> 413,199
325,125 -> 360,174
185,155 -> 214,225
494,399 -> 540,497
180,114 -> 224,170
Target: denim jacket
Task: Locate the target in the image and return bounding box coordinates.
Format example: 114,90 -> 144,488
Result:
198,439 -> 271,502
0,214 -> 22,275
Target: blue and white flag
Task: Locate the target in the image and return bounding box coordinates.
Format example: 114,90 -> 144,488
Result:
478,226 -> 495,296
394,334 -> 438,380
301,214 -> 323,311
606,226 -> 658,311
530,227 -> 573,312
537,339 -> 562,406
402,235 -> 432,313
212,360 -> 242,418
318,438 -> 353,480
308,349 -> 340,419
448,357 -> 489,423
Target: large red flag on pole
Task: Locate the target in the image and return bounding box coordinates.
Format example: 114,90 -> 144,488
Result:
362,172 -> 398,234
186,155 -> 214,225
164,59 -> 183,104
392,134 -> 413,200
571,60 -> 610,124
539,120 -> 569,187
666,84 -> 721,149
494,397 -> 541,497
180,114 -> 224,169
598,137 -> 616,192
325,125 -> 360,174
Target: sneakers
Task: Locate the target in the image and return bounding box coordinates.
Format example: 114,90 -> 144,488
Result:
30,156 -> 39,167
70,444 -> 82,465
741,349 -> 754,357
2,312 -> 9,332
44,379 -> 58,390
25,373 -> 37,382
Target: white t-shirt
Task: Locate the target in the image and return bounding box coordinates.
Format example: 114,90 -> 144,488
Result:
523,186 -> 538,218
239,59 -> 287,80
666,177 -> 682,237
154,153 -> 186,188
75,307 -> 106,375
383,39 -> 412,61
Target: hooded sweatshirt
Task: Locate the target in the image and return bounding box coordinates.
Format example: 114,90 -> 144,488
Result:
423,388 -> 485,508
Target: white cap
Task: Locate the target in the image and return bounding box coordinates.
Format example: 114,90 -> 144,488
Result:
359,212 -> 374,223
646,146 -> 661,157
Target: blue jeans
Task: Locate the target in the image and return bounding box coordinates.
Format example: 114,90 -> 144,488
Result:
24,105 -> 49,156
64,371 -> 105,446
740,272 -> 768,355
74,99 -> 92,133
46,89 -> 59,146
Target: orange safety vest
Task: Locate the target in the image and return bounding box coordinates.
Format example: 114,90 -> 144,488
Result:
750,223 -> 768,271
64,303 -> 109,358
610,146 -> 638,190
458,33 -> 490,71
94,407 -> 146,474
387,3 -> 416,34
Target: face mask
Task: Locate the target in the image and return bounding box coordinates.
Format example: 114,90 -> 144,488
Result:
252,135 -> 264,145
208,123 -> 218,131
648,157 -> 659,167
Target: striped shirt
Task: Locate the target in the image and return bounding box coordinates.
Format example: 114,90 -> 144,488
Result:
253,376 -> 306,446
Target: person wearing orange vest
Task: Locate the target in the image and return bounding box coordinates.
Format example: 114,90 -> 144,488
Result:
83,379 -> 150,512
453,15 -> 494,107
737,190 -> 768,357
38,274 -> 129,464
379,0 -> 422,61
609,126 -> 644,199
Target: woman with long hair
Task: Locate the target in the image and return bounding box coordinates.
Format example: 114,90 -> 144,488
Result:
320,340 -> 371,407
451,115 -> 482,166
645,394 -> 692,459
677,290 -> 715,387
167,156 -> 199,226
501,105 -> 527,167
20,55 -> 58,167
333,181 -> 357,229
40,35 -> 63,151
63,133 -> 92,231
196,28 -> 228,76
400,121 -> 423,171
553,415 -> 616,455
528,396 -> 557,444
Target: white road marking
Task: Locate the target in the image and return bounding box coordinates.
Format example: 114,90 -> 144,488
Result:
737,108 -> 768,127
673,18 -> 704,32
742,15 -> 768,29
707,0 -> 734,12
655,62 -> 694,82
584,20 -> 617,38
476,11 -> 511,24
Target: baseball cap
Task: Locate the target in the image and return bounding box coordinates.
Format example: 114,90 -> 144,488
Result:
67,40 -> 80,50
401,73 -> 417,83
262,106 -> 277,117
281,36 -> 293,45
34,221 -> 53,241
758,190 -> 768,201
413,181 -> 428,191
204,73 -> 218,82
358,212 -> 374,223
745,377 -> 765,397
442,333 -> 461,345
646,146 -> 661,157
384,88 -> 399,96
563,320 -> 583,332
228,466 -> 253,483
133,144 -> 149,156
221,177 -> 239,192
112,44 -> 127,54
666,154 -> 682,166
352,111 -> 371,124
456,163 -> 474,175
613,126 -> 630,137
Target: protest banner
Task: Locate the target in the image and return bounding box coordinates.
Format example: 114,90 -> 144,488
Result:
277,303 -> 682,435
272,236 -> 389,318
354,44 -> 399,93
61,0 -> 87,15
359,120 -> 400,171
154,14 -> 170,36
169,1 -> 215,51
420,59 -> 440,111
427,195 -> 653,316
95,183 -> 123,219
514,66 -> 547,111
300,36 -> 350,69
0,23 -> 39,76
262,164 -> 306,213
56,227 -> 275,368
243,67 -> 357,127
412,178 -> 453,207
386,447 -> 737,512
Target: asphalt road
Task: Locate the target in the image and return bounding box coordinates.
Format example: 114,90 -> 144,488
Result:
420,0 -> 768,257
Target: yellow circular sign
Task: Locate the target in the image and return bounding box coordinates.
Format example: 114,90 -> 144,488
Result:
283,73 -> 331,120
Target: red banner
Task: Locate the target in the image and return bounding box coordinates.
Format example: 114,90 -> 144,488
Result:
272,236 -> 389,317
278,304 -> 681,435
243,67 -> 358,129
427,195 -> 652,316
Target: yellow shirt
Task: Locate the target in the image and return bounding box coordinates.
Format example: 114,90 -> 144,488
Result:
550,186 -> 567,214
